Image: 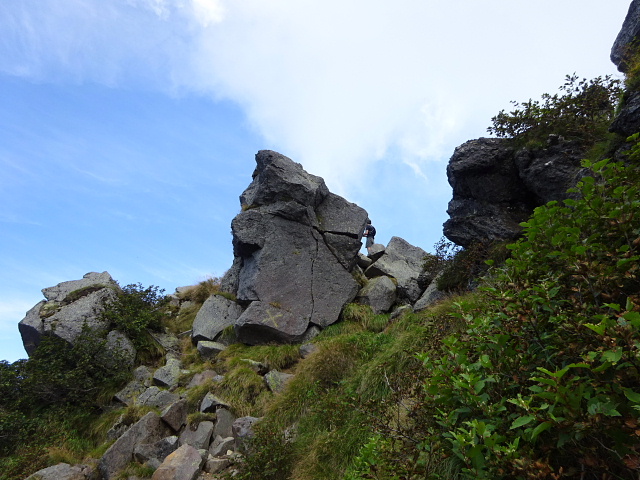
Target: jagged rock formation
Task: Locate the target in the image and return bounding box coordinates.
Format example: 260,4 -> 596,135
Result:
18,272 -> 122,355
443,137 -> 588,248
196,150 -> 368,346
611,0 -> 640,72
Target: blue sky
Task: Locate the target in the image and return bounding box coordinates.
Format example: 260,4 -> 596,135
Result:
0,0 -> 632,362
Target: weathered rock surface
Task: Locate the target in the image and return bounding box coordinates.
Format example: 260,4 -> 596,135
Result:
179,421 -> 214,450
356,276 -> 397,314
200,392 -> 229,413
232,416 -> 260,453
191,294 -> 242,343
230,151 -> 367,344
106,330 -> 136,367
513,139 -> 587,203
213,408 -> 236,439
24,462 -> 89,480
364,237 -> 428,303
99,412 -> 172,480
264,370 -> 295,394
151,444 -> 204,480
186,370 -> 220,389
136,387 -> 180,410
209,435 -> 235,457
18,272 -> 119,355
443,137 -> 587,248
153,358 -> 182,388
413,274 -> 446,312
134,435 -> 180,465
611,0 -> 640,72
196,341 -> 226,358
611,90 -> 640,138
161,399 -> 188,432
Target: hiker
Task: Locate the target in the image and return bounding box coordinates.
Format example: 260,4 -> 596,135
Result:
363,220 -> 376,255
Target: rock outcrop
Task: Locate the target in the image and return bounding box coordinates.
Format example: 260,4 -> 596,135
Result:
204,150 -> 368,345
18,272 -> 120,355
611,0 -> 640,72
443,137 -> 587,248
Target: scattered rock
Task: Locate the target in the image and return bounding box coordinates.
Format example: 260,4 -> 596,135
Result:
204,456 -> 231,474
611,0 -> 640,72
179,421 -> 214,450
413,275 -> 446,312
200,392 -> 230,413
192,295 -> 242,344
151,444 -> 205,480
137,387 -> 180,410
232,416 -> 261,453
209,435 -> 235,457
99,412 -> 172,480
213,408 -> 236,439
264,370 -> 295,394
134,435 -> 180,465
299,343 -> 318,358
196,341 -> 226,358
356,276 -> 397,314
161,399 -> 188,432
24,462 -> 87,480
364,237 -> 427,303
186,370 -> 220,389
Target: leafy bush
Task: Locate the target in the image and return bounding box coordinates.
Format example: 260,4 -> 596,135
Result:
21,327 -> 131,407
101,283 -> 168,353
351,141 -> 640,479
487,74 -> 622,146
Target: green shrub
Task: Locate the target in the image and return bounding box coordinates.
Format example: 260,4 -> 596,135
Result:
487,74 -> 622,146
21,326 -> 131,408
364,148 -> 640,478
101,283 -> 168,354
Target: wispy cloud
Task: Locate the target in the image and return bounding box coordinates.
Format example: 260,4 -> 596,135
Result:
0,0 -> 629,193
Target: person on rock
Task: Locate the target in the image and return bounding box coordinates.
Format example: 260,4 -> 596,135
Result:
363,220 -> 376,256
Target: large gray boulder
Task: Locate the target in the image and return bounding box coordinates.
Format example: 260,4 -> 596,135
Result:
191,294 -> 242,343
230,151 -> 367,344
611,0 -> 640,72
99,412 -> 172,480
153,358 -> 182,388
18,272 -> 119,355
364,237 -> 428,303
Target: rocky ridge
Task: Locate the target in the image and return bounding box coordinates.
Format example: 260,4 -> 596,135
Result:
18,152 -> 446,480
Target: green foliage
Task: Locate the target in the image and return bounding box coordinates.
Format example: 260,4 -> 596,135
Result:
22,327 -> 131,408
436,241 -> 510,293
487,74 -> 622,146
101,283 -> 168,354
356,148 -> 640,478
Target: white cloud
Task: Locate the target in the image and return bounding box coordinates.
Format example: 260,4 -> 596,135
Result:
0,0 -> 630,192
